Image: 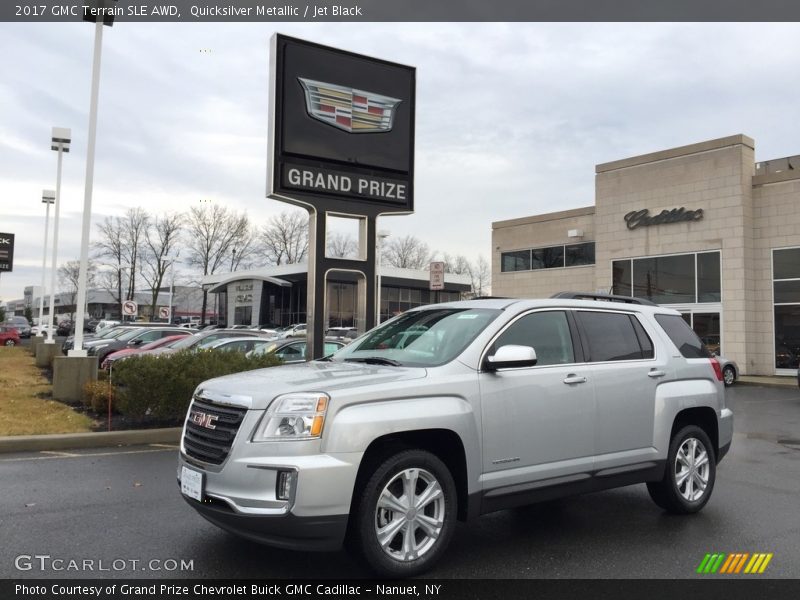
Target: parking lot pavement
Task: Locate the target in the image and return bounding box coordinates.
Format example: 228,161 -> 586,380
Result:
1,385 -> 798,579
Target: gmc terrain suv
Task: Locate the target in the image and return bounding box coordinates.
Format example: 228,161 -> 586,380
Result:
178,294 -> 733,576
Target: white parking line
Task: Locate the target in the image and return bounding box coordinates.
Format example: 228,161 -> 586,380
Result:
0,446 -> 178,462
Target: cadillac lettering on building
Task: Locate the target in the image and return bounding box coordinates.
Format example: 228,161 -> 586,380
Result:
624,207 -> 704,230
282,165 -> 407,204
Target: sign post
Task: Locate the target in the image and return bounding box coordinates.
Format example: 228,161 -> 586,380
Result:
268,34 -> 415,359
429,261 -> 445,292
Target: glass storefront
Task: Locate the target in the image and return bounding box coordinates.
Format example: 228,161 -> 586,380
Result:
773,247 -> 800,372
613,251 -> 720,304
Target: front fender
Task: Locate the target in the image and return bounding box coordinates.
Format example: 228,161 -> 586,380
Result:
323,396 -> 481,493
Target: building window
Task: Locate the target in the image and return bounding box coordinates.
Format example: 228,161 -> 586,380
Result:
612,251 -> 720,304
773,247 -> 800,371
565,242 -> 595,267
501,250 -> 531,272
501,242 -> 595,273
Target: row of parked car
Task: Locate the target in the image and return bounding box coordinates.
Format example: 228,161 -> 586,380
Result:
56,321 -> 353,370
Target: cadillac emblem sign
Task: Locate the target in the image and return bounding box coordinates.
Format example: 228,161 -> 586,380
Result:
298,78 -> 402,134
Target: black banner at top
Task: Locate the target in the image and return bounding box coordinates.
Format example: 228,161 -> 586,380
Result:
3,0 -> 800,22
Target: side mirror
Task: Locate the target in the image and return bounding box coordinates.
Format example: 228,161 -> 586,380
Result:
130,339 -> 144,346
484,345 -> 538,371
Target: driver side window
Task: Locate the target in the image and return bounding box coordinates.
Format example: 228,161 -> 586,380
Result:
492,311 -> 575,366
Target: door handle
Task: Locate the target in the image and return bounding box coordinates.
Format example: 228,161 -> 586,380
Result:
648,370 -> 666,378
563,375 -> 587,384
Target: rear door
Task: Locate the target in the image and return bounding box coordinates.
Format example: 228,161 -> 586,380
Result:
574,310 -> 669,468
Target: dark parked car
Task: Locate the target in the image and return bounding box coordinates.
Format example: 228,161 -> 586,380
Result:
56,320 -> 74,336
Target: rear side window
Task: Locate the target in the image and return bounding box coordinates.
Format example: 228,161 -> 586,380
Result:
577,311 -> 652,362
655,314 -> 711,358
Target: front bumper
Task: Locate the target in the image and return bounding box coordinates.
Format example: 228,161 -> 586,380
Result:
177,409 -> 362,550
181,493 -> 348,551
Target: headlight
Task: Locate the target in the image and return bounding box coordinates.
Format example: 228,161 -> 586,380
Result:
252,393 -> 329,442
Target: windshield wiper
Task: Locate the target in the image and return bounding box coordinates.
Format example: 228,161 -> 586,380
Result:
345,357 -> 403,366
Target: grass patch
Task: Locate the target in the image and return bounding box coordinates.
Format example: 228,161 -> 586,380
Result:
0,347 -> 96,436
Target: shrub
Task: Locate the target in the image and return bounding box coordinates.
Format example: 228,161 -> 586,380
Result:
111,350 -> 282,422
83,380 -> 114,413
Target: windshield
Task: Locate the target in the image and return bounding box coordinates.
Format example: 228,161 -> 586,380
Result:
170,334 -> 205,350
331,307 -> 501,367
101,327 -> 133,339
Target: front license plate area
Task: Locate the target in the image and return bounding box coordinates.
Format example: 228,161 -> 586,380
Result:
181,466 -> 203,501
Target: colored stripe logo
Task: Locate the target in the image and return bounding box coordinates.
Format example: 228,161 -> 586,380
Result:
696,552 -> 773,574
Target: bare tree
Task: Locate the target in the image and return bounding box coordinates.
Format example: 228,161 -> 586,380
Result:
383,234 -> 433,270
185,205 -> 253,325
326,232 -> 358,258
438,253 -> 491,298
58,260 -> 96,322
141,212 -> 183,317
258,210 -> 308,265
94,216 -> 125,317
122,207 -> 150,300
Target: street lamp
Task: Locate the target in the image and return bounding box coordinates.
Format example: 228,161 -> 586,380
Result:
37,190 -> 55,337
163,255 -> 178,323
376,229 -> 390,324
46,128 -> 70,345
71,0 -> 117,356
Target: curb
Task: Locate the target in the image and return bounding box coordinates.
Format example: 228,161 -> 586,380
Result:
0,427 -> 182,454
736,377 -> 798,389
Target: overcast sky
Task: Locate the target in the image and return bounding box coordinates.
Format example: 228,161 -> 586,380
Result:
2,22 -> 800,302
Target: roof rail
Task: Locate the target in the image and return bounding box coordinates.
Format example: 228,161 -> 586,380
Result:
550,291 -> 658,307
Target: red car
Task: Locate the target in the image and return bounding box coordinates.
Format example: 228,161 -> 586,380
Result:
0,325 -> 21,347
101,333 -> 189,369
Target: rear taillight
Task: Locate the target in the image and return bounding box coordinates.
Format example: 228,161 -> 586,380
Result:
710,357 -> 723,382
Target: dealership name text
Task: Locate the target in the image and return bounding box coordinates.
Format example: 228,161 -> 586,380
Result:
286,168 -> 407,201
15,583 -> 440,596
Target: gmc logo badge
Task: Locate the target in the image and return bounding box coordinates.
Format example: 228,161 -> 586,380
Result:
190,411 -> 218,430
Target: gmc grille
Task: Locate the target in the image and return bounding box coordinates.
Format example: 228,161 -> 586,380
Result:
183,398 -> 247,465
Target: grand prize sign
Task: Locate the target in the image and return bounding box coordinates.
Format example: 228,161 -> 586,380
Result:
268,34 -> 415,358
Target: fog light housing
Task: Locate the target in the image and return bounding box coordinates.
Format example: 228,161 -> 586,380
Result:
276,470 -> 294,501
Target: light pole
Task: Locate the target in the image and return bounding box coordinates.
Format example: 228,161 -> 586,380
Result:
46,128 -> 70,345
163,255 -> 178,323
376,229 -> 390,324
71,1 -> 116,356
37,190 -> 55,336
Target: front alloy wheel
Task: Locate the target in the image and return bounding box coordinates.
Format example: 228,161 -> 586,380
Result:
351,449 -> 456,577
647,425 -> 716,514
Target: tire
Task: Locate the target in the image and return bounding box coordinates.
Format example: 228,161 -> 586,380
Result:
349,449 -> 456,577
4,339 -> 15,347
647,425 -> 716,514
722,366 -> 736,387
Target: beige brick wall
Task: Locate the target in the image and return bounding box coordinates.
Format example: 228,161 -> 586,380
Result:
491,135 -> 800,375
594,137 -> 755,373
751,178 -> 800,374
492,208 -> 596,298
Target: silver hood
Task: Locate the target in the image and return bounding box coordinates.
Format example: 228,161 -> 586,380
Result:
194,360 -> 428,411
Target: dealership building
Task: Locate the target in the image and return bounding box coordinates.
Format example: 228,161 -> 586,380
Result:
492,134 -> 800,376
202,263 -> 471,330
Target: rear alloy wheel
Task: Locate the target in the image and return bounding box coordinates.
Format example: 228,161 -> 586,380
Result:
4,339 -> 15,347
351,449 -> 456,577
647,425 -> 716,514
722,366 -> 736,387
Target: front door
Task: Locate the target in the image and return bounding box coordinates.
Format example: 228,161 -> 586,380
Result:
479,310 -> 595,489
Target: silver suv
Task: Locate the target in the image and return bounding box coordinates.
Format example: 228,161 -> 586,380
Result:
178,294 -> 733,577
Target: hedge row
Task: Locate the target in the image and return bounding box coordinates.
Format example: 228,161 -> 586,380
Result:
108,350 -> 282,422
